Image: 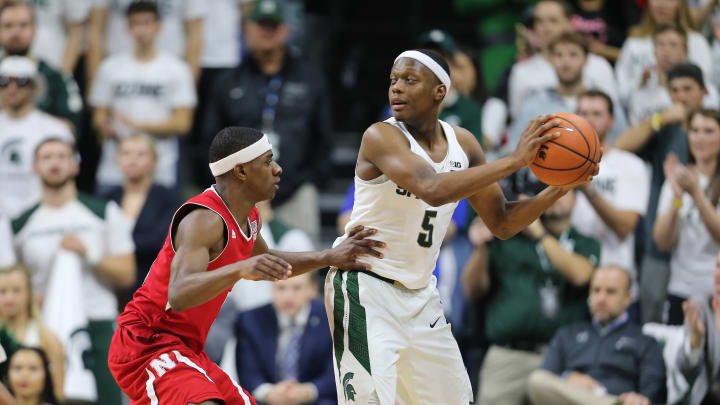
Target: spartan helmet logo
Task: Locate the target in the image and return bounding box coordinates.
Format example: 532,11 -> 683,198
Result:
538,144 -> 549,160
343,372 -> 356,401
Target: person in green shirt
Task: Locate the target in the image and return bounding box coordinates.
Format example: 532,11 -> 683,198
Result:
0,1 -> 82,132
463,182 -> 600,405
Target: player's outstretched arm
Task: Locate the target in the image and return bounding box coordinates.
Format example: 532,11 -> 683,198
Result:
360,115 -> 561,207
252,225 -> 386,277
168,209 -> 290,312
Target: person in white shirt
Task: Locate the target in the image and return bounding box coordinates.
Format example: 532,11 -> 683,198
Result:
87,0 -> 205,82
630,25 -> 719,126
12,137 -> 135,405
571,90 -> 650,310
616,0 -> 711,108
0,56 -> 74,218
0,216 -> 15,267
89,1 -> 197,190
508,0 -> 619,119
24,0 -> 91,74
655,108 -> 720,325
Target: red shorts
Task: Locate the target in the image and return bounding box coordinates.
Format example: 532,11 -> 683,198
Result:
108,324 -> 255,405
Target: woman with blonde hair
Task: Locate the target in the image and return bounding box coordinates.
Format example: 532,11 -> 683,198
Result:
615,0 -> 711,106
0,266 -> 64,401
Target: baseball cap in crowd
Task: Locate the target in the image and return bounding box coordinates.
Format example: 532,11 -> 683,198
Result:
667,62 -> 705,88
250,0 -> 286,23
0,56 -> 37,79
417,29 -> 458,57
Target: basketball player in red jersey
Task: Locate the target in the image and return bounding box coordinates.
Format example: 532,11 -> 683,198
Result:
108,127 -> 384,405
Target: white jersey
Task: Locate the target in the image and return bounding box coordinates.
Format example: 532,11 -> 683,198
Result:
13,195 -> 135,320
0,110 -> 74,218
28,0 -> 92,69
335,118 -> 469,289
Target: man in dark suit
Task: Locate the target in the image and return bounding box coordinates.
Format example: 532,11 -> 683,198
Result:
235,272 -> 335,405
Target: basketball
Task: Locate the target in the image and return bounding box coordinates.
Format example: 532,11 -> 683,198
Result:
530,112 -> 600,187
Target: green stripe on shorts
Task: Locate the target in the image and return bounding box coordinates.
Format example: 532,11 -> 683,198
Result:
346,272 -> 371,375
333,271 -> 345,376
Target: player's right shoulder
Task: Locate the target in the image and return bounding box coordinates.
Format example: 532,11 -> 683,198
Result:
362,121 -> 407,149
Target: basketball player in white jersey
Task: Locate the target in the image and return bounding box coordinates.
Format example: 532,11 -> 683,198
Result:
326,49 -> 599,405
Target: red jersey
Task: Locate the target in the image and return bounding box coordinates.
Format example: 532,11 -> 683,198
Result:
118,186 -> 259,353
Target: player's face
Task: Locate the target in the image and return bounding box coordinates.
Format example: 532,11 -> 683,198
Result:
654,31 -> 686,71
0,5 -> 34,54
534,2 -> 571,47
245,20 -> 289,53
578,96 -> 614,142
389,59 -> 442,121
550,42 -> 586,86
669,77 -> 705,110
34,141 -> 78,189
245,150 -> 282,201
688,113 -> 720,164
8,350 -> 46,400
0,76 -> 34,109
117,137 -> 156,182
128,11 -> 160,47
0,270 -> 29,319
272,273 -> 317,317
589,268 -> 631,324
649,0 -> 680,25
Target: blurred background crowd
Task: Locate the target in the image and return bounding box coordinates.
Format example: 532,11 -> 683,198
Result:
1,0 -> 720,404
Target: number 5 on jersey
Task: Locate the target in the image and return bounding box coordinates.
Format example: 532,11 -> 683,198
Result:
417,210 -> 437,248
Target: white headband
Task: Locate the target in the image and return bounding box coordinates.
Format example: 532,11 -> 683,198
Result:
394,50 -> 451,93
209,134 -> 273,176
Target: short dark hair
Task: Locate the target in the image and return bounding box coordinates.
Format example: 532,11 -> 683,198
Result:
668,62 -> 705,88
414,49 -> 451,83
34,137 -> 76,159
653,24 -> 687,49
208,127 -> 265,168
126,1 -> 160,19
0,0 -> 35,24
535,0 -> 574,20
580,90 -> 614,116
549,31 -> 589,55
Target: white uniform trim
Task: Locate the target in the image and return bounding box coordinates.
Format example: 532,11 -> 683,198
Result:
223,367 -> 253,404
172,350 -> 214,383
145,368 -> 159,405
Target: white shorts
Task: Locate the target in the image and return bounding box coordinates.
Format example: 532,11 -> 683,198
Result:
324,269 -> 473,405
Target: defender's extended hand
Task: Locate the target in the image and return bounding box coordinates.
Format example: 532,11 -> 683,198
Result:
330,225 -> 386,270
237,253 -> 292,281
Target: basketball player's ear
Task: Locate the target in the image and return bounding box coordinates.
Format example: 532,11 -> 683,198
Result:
232,164 -> 248,181
435,84 -> 446,103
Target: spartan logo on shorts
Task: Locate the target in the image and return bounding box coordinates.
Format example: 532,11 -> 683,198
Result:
342,372 -> 356,401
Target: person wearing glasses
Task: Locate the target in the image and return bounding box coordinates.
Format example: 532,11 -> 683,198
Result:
0,56 -> 74,219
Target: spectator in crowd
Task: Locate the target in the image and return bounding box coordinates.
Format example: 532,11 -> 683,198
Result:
654,109 -> 720,325
463,187 -> 600,405
87,0 -> 205,82
12,138 -> 135,405
0,56 -> 74,219
615,63 -> 707,323
527,266 -> 667,405
0,1 -> 83,131
89,1 -> 196,191
572,90 -> 649,319
508,0 -> 619,120
451,47 -> 478,100
0,266 -> 64,401
7,348 -> 59,405
234,272 -> 335,405
629,25 -> 719,126
615,0 -> 711,107
21,0 -> 90,74
0,342 -> 17,405
0,217 -> 15,267
99,134 -> 182,304
203,0 -> 333,242
570,0 -> 641,62
677,250 -> 720,405
508,31 -> 627,150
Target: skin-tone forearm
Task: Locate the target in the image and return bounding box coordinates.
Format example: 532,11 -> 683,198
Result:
97,254 -> 137,288
86,7 -> 108,83
92,108 -> 110,137
582,187 -> 640,240
184,19 -> 203,83
461,245 -> 490,300
267,249 -> 332,276
169,256 -> 247,312
540,235 -> 594,287
691,188 -> 720,243
132,108 -> 194,136
61,22 -> 83,75
0,384 -> 16,405
653,205 -> 680,252
615,119 -> 654,153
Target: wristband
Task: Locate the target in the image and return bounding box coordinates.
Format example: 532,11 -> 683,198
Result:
651,112 -> 663,132
673,197 -> 683,210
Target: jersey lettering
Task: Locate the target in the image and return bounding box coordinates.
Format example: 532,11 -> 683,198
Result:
149,353 -> 176,377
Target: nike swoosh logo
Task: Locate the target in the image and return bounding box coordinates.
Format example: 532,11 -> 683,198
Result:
430,316 -> 442,328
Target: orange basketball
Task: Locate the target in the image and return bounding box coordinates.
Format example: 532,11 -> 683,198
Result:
530,112 -> 600,187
